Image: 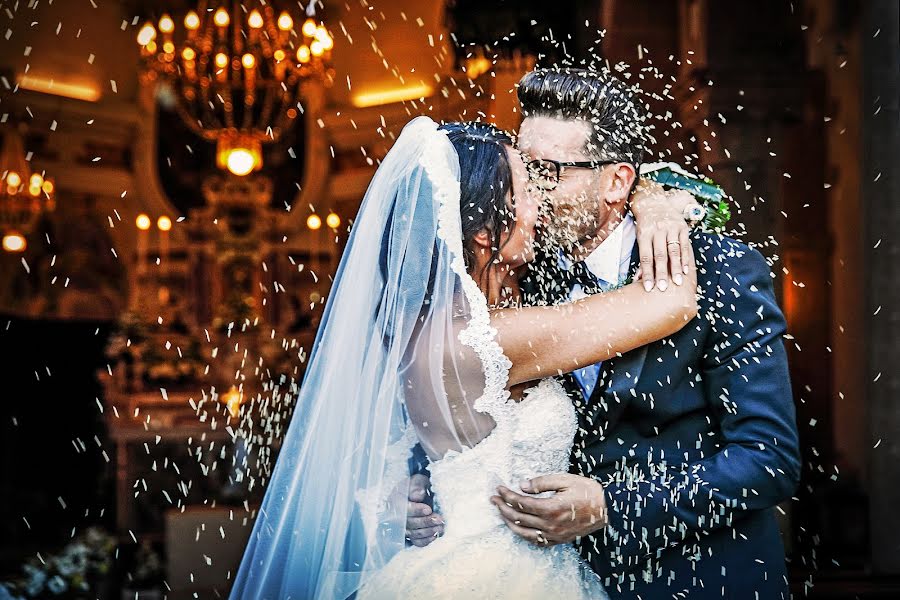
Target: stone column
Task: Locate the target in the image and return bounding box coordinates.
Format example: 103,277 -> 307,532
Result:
864,0 -> 900,574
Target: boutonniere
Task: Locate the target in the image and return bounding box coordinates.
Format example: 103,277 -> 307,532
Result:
639,162 -> 732,232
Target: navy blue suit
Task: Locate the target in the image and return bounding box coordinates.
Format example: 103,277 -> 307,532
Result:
522,231 -> 801,599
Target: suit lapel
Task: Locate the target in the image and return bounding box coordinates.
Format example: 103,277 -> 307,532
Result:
585,242 -> 649,422
528,241 -> 650,426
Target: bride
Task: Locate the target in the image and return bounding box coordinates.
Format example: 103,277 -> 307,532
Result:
229,116 -> 698,599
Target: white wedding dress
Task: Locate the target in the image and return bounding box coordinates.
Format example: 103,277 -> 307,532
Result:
358,379 -> 609,599
228,117 -> 609,599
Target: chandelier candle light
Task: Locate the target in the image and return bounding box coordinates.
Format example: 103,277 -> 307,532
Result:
0,127 -> 55,253
136,2 -> 335,176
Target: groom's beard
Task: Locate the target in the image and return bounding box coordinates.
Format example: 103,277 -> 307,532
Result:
542,210 -> 601,256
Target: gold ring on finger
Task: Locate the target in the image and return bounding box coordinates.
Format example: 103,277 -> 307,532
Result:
667,241 -> 681,246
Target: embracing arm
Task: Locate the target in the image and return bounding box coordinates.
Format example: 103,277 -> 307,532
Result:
495,262 -> 698,387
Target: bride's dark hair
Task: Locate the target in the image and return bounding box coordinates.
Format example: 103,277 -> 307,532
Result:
439,122 -> 515,278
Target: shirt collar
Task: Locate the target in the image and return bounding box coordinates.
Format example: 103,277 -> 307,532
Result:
558,214 -> 636,284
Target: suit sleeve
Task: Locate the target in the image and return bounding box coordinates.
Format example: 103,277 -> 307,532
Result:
593,244 -> 801,570
408,442 -> 430,477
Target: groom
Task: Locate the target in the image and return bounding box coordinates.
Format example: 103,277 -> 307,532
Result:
409,67 -> 801,599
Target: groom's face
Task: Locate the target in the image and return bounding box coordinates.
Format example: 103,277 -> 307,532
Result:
517,116 -> 617,251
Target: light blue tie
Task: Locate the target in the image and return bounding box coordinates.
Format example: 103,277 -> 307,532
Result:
571,276 -> 609,398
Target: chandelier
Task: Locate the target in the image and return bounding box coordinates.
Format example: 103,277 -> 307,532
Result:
136,2 -> 335,176
0,126 -> 55,253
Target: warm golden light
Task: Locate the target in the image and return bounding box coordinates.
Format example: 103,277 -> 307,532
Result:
226,148 -> 257,176
306,214 -> 322,230
296,45 -> 311,63
2,233 -> 26,253
137,23 -> 157,46
136,214 -> 152,230
321,33 -> 334,51
17,75 -> 102,102
464,56 -> 492,79
326,212 -> 341,229
302,18 -> 317,37
248,10 -> 264,29
215,53 -> 229,69
157,215 -> 172,231
29,174 -> 42,187
221,385 -> 244,419
5,172 -> 21,188
162,41 -> 175,54
182,47 -> 196,61
28,184 -> 41,196
241,53 -> 255,69
352,84 -> 433,108
277,12 -> 293,31
274,49 -> 286,62
184,11 -> 200,30
41,180 -> 54,195
146,40 -> 157,54
214,8 -> 230,27
310,40 -> 324,57
158,15 -> 175,34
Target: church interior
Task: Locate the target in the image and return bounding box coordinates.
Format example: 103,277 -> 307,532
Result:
0,0 -> 897,597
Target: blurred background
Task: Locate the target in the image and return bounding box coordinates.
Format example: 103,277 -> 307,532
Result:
0,0 -> 896,598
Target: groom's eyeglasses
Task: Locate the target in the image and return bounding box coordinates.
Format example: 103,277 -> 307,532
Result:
525,158 -> 619,191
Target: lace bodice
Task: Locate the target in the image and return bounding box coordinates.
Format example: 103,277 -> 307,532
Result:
428,377 -> 578,540
358,377 -> 607,599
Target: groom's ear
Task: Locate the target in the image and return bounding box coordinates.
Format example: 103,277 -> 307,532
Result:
605,163 -> 637,205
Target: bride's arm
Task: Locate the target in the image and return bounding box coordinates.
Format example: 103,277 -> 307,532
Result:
494,247 -> 698,387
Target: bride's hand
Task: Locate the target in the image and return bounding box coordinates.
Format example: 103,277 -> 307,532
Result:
630,179 -> 696,292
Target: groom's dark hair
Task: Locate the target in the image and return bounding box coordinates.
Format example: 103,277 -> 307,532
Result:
517,67 -> 648,168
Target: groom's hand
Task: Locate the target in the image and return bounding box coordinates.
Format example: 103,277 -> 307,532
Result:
405,473 -> 444,547
491,474 -> 607,546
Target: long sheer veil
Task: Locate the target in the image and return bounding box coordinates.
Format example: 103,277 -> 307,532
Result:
229,116 -> 511,599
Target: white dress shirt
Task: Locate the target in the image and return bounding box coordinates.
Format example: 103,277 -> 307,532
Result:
559,214 -> 637,398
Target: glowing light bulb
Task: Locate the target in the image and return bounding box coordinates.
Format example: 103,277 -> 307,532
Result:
158,14 -> 175,33
215,53 -> 229,69
226,149 -> 257,176
326,213 -> 341,229
29,173 -> 43,188
157,215 -> 172,231
306,214 -> 322,230
274,49 -> 286,62
41,180 -> 54,195
136,23 -> 156,46
214,8 -> 230,27
182,47 -> 196,61
222,386 -> 243,418
277,12 -> 293,31
136,214 -> 151,230
162,41 -> 175,54
296,45 -> 311,63
242,53 -> 255,69
321,32 -> 334,50
5,172 -> 21,188
2,233 -> 26,253
184,11 -> 200,30
310,40 -> 324,57
248,10 -> 264,29
302,18 -> 317,37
